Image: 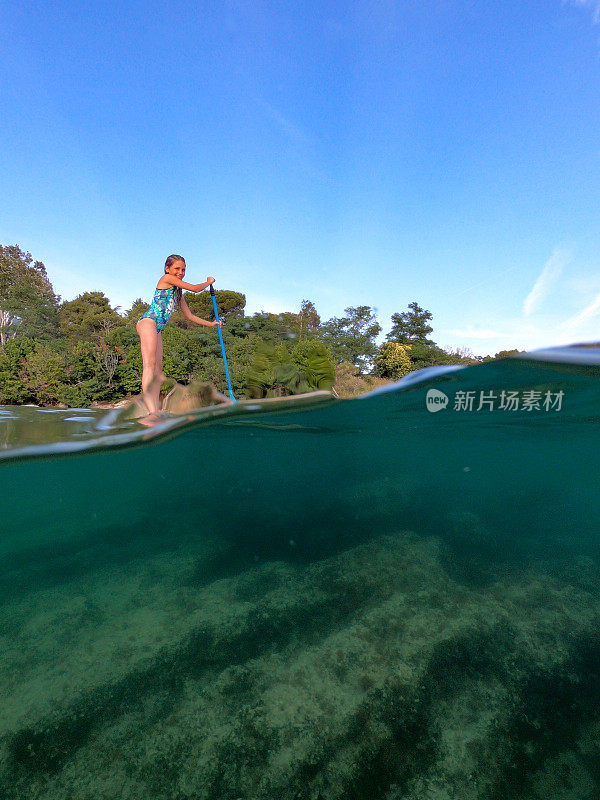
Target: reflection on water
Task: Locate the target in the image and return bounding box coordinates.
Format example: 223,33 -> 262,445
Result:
1,349 -> 600,800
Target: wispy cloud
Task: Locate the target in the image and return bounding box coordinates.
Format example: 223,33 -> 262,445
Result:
450,325 -> 503,339
523,248 -> 571,316
565,0 -> 600,24
450,264 -> 521,299
260,100 -> 311,148
253,96 -> 329,181
559,291 -> 600,333
449,326 -> 506,340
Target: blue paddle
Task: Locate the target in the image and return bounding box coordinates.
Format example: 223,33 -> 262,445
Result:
209,284 -> 236,402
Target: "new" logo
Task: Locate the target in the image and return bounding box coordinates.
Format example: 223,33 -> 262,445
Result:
425,388 -> 449,413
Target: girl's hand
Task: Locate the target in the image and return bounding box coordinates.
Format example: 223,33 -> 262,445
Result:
212,320 -> 222,327
192,278 -> 215,292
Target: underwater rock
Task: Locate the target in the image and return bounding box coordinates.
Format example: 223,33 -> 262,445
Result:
1,532 -> 599,799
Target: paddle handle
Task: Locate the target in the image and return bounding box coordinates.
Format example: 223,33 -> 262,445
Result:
209,284 -> 236,402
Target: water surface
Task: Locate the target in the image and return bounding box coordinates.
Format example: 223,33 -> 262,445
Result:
2,349 -> 600,799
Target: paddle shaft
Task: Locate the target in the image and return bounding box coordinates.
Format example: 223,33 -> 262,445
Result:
209,284 -> 236,401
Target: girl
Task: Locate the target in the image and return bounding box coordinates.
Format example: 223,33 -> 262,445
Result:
136,254 -> 221,414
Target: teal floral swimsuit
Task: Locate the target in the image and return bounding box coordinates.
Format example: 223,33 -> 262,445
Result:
139,286 -> 182,332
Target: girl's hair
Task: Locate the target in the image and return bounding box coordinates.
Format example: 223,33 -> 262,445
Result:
165,254 -> 186,272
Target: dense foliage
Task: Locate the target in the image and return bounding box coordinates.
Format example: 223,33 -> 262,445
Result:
0,245 -> 60,344
0,244 -> 483,406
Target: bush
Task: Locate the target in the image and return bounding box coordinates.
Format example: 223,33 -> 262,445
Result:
246,343 -> 309,398
333,361 -> 390,399
374,342 -> 412,379
291,339 -> 335,390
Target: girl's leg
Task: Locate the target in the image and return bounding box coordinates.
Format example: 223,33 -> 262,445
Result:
136,318 -> 161,413
151,332 -> 166,411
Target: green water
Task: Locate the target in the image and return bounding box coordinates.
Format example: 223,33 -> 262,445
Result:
1,350 -> 600,799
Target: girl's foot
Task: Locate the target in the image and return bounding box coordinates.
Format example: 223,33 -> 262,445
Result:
137,412 -> 166,428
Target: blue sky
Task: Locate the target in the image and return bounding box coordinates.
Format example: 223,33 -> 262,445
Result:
1,0 -> 599,355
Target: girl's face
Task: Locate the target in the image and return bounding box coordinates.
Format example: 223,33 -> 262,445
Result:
166,260 -> 186,279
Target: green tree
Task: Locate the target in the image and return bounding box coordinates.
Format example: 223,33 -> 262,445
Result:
161,325 -> 194,383
320,306 -> 381,371
225,311 -> 298,346
0,337 -> 36,403
269,301 -> 321,343
173,289 -> 246,328
95,342 -> 121,389
23,344 -> 70,406
374,342 -> 413,379
67,341 -> 105,403
58,291 -> 125,343
0,245 -> 60,344
104,325 -> 142,396
124,298 -> 150,323
190,330 -> 253,397
118,342 -> 143,395
405,341 -> 455,370
386,302 -> 433,344
495,349 -> 522,360
298,300 -> 320,337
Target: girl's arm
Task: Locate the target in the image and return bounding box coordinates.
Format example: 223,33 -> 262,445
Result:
157,275 -> 215,292
180,297 -> 222,327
